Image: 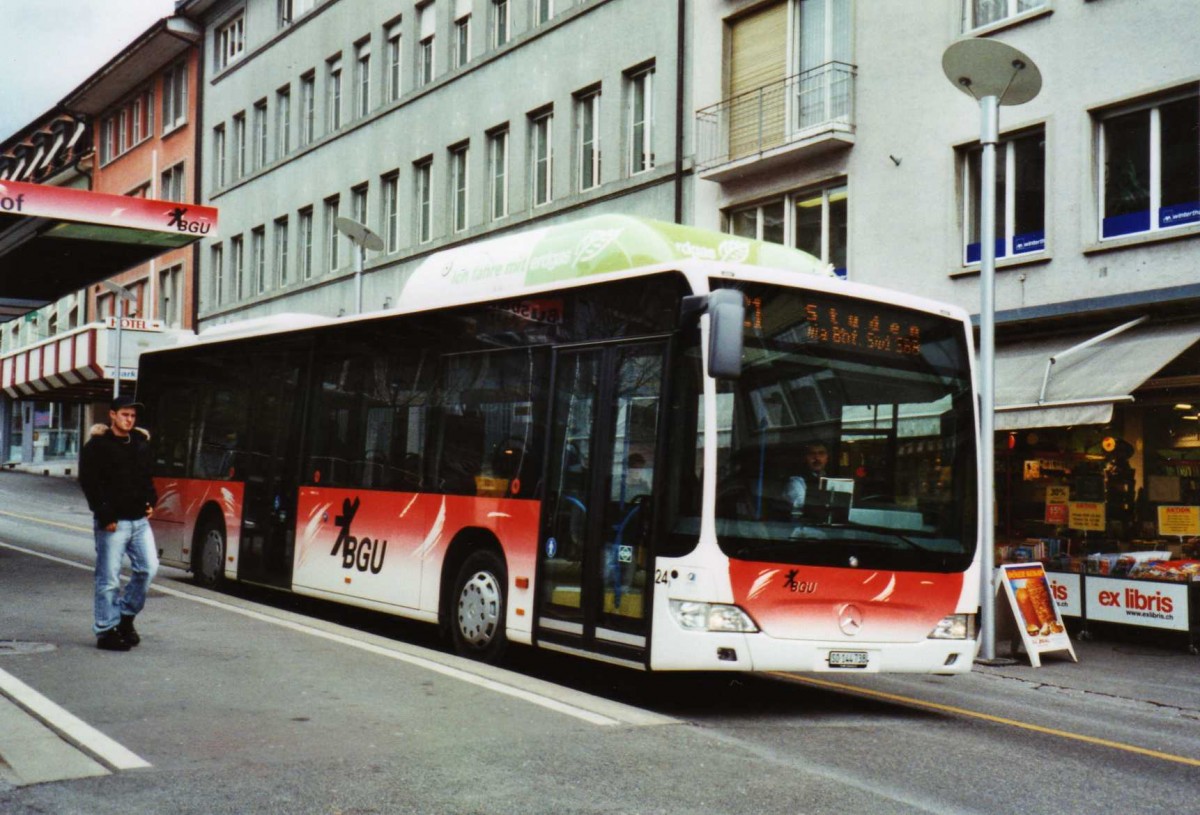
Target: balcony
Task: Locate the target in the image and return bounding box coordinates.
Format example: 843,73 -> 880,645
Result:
695,61 -> 856,182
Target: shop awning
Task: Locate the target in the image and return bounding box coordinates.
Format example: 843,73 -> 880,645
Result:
994,317 -> 1200,431
0,178 -> 218,323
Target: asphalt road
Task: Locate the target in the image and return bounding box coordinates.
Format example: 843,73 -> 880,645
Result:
1,470 -> 1197,814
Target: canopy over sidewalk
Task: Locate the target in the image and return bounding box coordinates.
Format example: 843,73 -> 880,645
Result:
0,178 -> 218,324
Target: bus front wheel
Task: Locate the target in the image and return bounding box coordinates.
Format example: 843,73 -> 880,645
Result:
449,550 -> 508,663
193,517 -> 226,589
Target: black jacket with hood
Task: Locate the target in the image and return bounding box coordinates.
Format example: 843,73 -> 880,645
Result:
79,424 -> 157,527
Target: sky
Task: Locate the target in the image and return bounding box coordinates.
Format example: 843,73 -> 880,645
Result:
0,0 -> 176,141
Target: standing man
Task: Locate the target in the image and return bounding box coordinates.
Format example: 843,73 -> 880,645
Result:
79,395 -> 158,651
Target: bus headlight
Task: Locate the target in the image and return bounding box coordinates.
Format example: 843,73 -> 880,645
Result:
927,613 -> 975,640
669,600 -> 758,633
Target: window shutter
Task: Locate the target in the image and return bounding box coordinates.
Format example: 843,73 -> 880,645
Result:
728,1 -> 788,160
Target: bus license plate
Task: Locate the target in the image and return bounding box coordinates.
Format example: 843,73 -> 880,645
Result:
828,650 -> 869,668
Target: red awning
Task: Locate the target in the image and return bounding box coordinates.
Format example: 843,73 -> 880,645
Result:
0,179 -> 218,323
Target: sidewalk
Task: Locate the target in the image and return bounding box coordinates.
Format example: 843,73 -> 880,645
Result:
1,459 -> 78,478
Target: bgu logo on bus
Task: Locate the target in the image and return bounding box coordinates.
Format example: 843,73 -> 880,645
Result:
329,497 -> 387,574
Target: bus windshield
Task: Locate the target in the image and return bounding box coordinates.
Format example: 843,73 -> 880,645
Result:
712,281 -> 977,573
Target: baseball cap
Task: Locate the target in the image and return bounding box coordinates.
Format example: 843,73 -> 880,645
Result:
110,395 -> 144,411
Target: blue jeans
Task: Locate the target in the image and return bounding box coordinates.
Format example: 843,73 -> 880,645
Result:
93,518 -> 159,635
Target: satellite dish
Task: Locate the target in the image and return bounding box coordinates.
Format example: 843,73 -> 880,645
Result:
334,217 -> 385,252
942,39 -> 1041,105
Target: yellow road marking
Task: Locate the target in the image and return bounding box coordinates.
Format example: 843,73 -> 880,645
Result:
0,510 -> 91,534
771,672 -> 1200,768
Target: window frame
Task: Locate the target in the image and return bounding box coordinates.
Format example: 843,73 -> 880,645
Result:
1097,91 -> 1200,241
276,85 -> 292,157
383,171 -> 400,252
274,216 -> 291,287
162,60 -> 188,134
386,22 -> 403,102
253,99 -> 269,169
726,181 -> 850,278
327,56 -> 344,132
488,126 -> 509,220
627,66 -> 654,176
415,158 -> 434,244
492,0 -> 510,49
324,195 -> 341,271
575,88 -> 601,192
299,206 -> 315,279
215,12 -> 246,72
530,110 -> 553,207
961,127 -> 1046,264
355,40 -> 372,118
450,143 -> 469,233
300,72 -> 316,146
455,14 -> 471,68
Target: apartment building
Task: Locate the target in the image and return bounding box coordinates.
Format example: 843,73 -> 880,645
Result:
693,0 -> 1200,548
179,0 -> 688,325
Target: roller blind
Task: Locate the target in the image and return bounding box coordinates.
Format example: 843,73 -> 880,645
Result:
729,1 -> 787,160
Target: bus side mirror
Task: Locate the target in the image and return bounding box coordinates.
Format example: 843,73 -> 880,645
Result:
706,289 -> 744,380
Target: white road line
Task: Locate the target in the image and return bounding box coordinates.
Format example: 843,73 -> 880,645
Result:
0,540 -> 672,728
0,667 -> 152,771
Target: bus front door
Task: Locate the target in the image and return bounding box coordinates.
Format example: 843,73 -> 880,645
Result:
537,342 -> 664,664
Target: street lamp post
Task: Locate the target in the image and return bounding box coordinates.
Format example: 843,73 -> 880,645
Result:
101,280 -> 138,400
942,39 -> 1041,664
334,217 -> 385,315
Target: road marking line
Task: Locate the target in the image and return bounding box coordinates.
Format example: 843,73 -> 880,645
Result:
0,510 -> 91,534
0,667 -> 151,771
771,672 -> 1200,768
0,540 -> 660,728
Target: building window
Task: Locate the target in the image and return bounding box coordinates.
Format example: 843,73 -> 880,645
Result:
383,171 -> 400,252
454,14 -> 471,68
327,57 -> 343,131
418,3 -> 435,86
386,21 -> 403,101
415,159 -> 433,243
232,112 -> 247,179
252,227 -> 267,293
963,128 -> 1045,263
1099,92 -> 1200,239
162,61 -> 188,132
230,234 -> 245,300
450,144 -> 469,233
157,264 -> 183,328
352,184 -> 369,228
355,40 -> 371,117
628,66 -> 654,175
962,0 -> 1045,31
253,100 -> 269,168
492,0 -> 510,48
161,163 -> 186,202
300,72 -> 316,145
488,126 -> 508,220
276,86 -> 292,157
211,243 -> 225,307
299,206 -> 314,279
99,88 -> 153,164
213,125 -> 227,187
216,13 -> 245,72
274,216 -> 290,287
531,110 -> 553,207
535,0 -> 553,25
324,196 -> 341,271
727,183 -> 849,278
278,0 -> 314,27
575,88 -> 601,191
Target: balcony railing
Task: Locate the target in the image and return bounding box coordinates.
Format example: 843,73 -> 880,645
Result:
696,61 -> 856,173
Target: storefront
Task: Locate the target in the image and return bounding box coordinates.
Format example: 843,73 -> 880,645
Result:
993,317 -> 1200,650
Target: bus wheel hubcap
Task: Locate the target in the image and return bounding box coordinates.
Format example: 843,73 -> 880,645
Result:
202,531 -> 222,577
458,571 -> 501,647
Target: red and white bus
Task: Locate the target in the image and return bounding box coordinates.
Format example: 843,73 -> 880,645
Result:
141,215 -> 980,673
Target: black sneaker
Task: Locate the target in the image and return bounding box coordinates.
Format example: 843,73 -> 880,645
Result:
96,628 -> 131,652
117,615 -> 140,647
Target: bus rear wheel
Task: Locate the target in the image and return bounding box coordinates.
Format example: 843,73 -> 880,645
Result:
193,517 -> 226,589
449,550 -> 507,663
